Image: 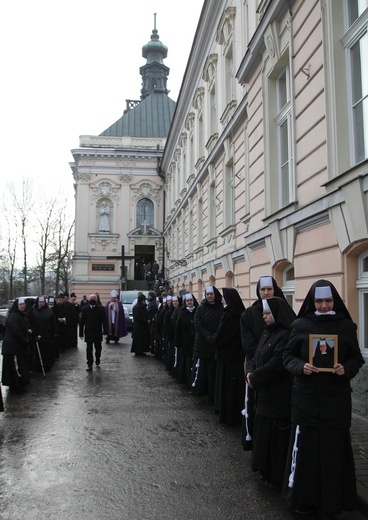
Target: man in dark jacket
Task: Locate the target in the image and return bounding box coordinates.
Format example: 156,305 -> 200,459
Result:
79,294 -> 107,371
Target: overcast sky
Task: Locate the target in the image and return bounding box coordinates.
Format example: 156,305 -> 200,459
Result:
0,0 -> 204,202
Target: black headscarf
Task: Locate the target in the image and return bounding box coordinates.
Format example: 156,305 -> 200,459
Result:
297,279 -> 352,320
255,276 -> 286,301
222,287 -> 245,316
265,297 -> 296,331
8,298 -> 26,317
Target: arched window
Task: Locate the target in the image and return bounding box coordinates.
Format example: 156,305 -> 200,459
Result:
136,198 -> 154,231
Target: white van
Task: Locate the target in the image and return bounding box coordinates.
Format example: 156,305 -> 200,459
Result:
120,290 -> 149,329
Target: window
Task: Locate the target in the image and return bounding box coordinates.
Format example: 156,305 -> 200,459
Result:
225,47 -> 234,105
350,32 -> 368,162
224,162 -> 235,227
136,198 -> 154,231
264,51 -> 295,215
357,251 -> 368,353
210,86 -> 217,137
282,265 -> 295,309
344,2 -> 368,164
275,66 -> 293,208
209,181 -> 216,239
347,0 -> 368,24
196,186 -> 203,249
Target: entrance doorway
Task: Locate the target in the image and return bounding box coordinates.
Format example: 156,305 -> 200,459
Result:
134,245 -> 155,281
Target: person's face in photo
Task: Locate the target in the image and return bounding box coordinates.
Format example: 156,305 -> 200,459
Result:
319,341 -> 327,353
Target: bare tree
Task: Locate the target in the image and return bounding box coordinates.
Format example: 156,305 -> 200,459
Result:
35,195 -> 59,294
1,187 -> 20,300
8,178 -> 35,295
48,202 -> 75,295
0,179 -> 75,304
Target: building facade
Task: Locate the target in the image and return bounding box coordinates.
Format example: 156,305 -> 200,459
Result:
160,0 -> 368,413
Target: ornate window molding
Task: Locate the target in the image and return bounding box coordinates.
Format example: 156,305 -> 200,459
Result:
202,54 -> 218,87
216,7 -> 236,55
131,181 -> 161,202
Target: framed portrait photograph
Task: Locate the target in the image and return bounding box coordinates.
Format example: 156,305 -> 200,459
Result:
309,334 -> 338,372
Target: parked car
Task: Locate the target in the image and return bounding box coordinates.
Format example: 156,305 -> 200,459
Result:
120,290 -> 148,329
0,309 -> 7,340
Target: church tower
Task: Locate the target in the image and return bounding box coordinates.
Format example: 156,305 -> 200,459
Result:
70,16 -> 173,302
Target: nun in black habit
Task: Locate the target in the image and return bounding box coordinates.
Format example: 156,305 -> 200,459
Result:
130,294 -> 151,356
246,297 -> 296,487
175,293 -> 198,387
191,286 -> 224,403
1,297 -> 32,392
212,287 -> 245,426
28,296 -> 58,372
282,280 -> 364,519
240,276 -> 286,450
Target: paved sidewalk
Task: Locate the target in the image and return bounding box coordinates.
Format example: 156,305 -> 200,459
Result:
352,413 -> 368,516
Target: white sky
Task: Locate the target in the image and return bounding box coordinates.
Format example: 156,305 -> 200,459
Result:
0,0 -> 204,201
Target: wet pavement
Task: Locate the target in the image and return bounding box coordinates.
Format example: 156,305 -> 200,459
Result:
0,336 -> 367,520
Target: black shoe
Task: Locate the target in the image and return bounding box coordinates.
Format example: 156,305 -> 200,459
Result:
96,360 -> 100,366
86,366 -> 92,371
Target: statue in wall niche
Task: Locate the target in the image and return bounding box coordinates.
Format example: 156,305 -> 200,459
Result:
99,202 -> 111,233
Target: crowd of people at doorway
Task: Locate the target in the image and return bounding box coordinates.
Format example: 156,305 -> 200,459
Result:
131,277 -> 364,520
0,277 -> 364,518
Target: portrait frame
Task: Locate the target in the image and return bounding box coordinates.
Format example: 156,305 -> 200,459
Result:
309,334 -> 338,372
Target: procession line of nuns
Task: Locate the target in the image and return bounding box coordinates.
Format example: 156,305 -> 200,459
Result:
151,278 -> 364,520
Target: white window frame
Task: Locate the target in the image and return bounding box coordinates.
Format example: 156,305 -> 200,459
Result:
342,2 -> 368,165
282,265 -> 295,309
275,66 -> 293,208
357,251 -> 368,355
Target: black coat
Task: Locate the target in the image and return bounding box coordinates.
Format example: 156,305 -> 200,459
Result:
284,312 -> 365,428
175,307 -> 196,355
247,325 -> 292,418
131,302 -> 150,353
79,304 -> 107,342
28,306 -> 58,342
193,301 -> 224,359
2,310 -> 31,355
164,305 -> 175,340
240,301 -> 264,362
156,305 -> 167,338
212,308 -> 245,366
